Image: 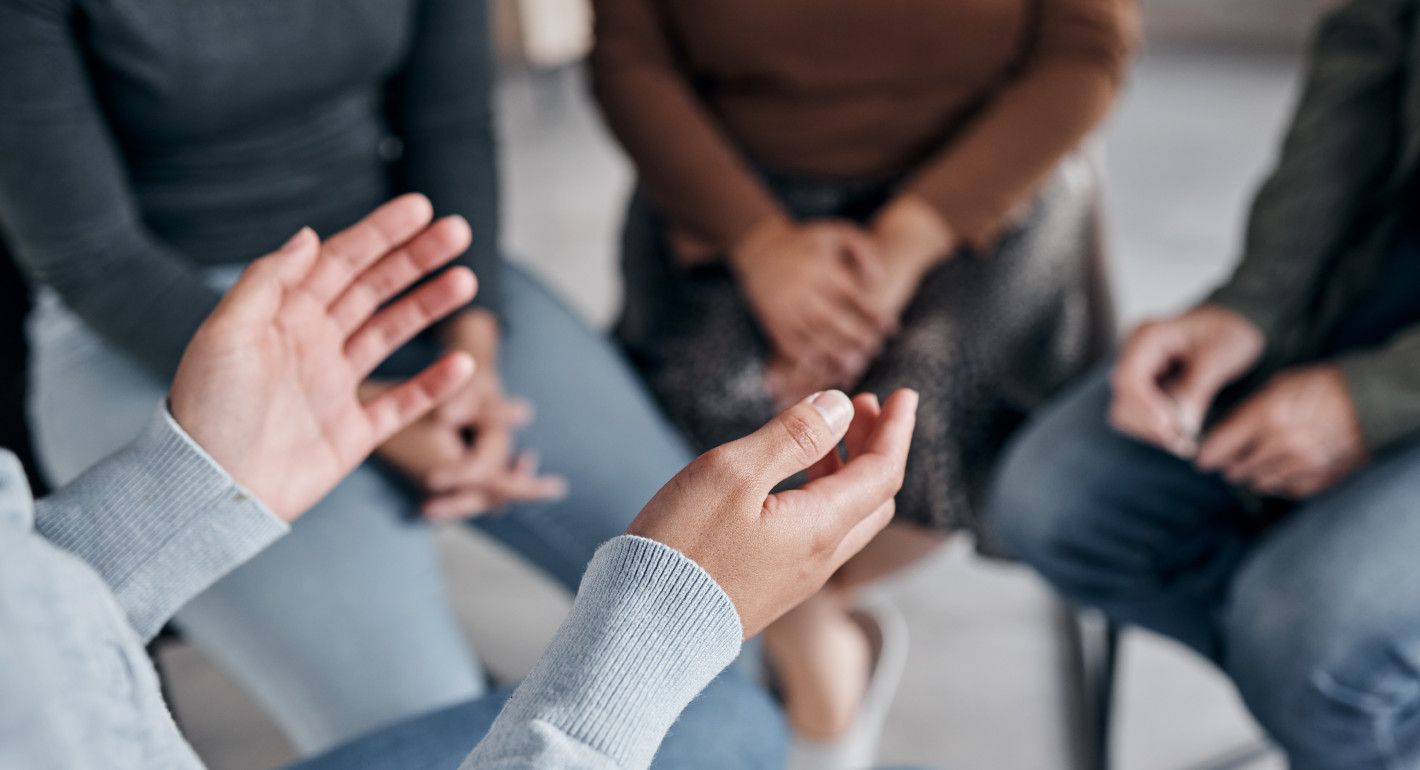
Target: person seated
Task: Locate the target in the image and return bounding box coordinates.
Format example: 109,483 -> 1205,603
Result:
989,0 -> 1420,766
0,196 -> 919,770
0,0 -> 700,753
589,0 -> 1138,751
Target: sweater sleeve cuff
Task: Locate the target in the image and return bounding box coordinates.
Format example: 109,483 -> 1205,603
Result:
34,405 -> 288,641
1334,331 -> 1420,452
467,535 -> 743,769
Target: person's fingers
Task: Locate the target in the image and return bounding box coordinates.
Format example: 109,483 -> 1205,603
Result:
363,352 -> 476,445
328,215 -> 473,334
302,194 -> 435,304
422,490 -> 495,520
425,425 -> 514,492
708,390 -> 855,492
771,389 -> 917,539
844,393 -> 882,458
811,292 -> 883,357
833,223 -> 888,287
345,267 -> 477,377
836,282 -> 898,336
830,499 -> 896,568
1110,326 -> 1186,448
1196,401 -> 1266,472
1222,436 -> 1292,488
1250,458 -> 1314,499
1168,347 -> 1241,437
218,228 -> 320,323
486,466 -> 569,503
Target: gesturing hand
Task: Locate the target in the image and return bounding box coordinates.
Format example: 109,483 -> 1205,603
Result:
1196,364 -> 1368,499
627,388 -> 918,638
730,219 -> 895,387
170,194 -> 478,522
1110,305 -> 1265,457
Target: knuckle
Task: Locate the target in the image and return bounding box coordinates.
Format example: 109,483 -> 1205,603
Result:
778,412 -> 826,464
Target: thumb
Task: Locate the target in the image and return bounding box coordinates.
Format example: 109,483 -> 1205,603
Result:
1169,352 -> 1238,436
727,390 -> 854,490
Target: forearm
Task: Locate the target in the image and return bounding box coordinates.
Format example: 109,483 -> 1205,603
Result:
460,536 -> 743,770
904,0 -> 1137,248
34,407 -> 287,641
590,0 -> 784,250
1207,0 -> 1411,341
389,0 -> 503,314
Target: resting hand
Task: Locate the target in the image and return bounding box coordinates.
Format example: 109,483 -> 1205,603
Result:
627,389 -> 918,638
1195,364 -> 1367,499
864,194 -> 956,323
374,308 -> 566,520
1110,305 -> 1265,456
730,219 -> 895,387
170,194 -> 477,522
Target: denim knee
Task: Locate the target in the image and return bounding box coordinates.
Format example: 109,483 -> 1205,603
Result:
1225,573 -> 1420,769
988,373 -> 1122,583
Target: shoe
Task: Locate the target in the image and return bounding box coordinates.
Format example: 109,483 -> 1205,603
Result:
786,597 -> 910,770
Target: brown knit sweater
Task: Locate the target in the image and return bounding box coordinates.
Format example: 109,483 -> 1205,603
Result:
590,0 -> 1139,250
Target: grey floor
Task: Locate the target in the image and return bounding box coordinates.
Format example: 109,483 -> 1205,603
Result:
165,44 -> 1305,770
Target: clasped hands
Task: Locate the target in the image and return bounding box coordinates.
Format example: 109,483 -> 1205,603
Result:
367,308 -> 567,521
1109,304 -> 1369,499
168,193 -> 919,635
724,196 -> 954,407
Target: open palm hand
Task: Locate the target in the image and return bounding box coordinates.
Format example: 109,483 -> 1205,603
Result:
170,194 -> 478,521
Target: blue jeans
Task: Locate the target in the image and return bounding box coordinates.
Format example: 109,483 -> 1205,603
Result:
286,673 -> 786,770
990,369 -> 1420,769
26,262 -> 721,755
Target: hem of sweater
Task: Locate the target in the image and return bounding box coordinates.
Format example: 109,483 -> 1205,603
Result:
465,535 -> 742,769
39,405 -> 288,640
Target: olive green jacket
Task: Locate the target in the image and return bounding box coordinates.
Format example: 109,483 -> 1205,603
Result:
1209,0 -> 1420,452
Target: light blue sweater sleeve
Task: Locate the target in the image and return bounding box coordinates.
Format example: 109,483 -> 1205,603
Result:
460,535 -> 745,770
33,406 -> 288,641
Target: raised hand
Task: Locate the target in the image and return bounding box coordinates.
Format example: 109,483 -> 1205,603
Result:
627,388 -> 918,638
1110,304 -> 1265,457
170,194 -> 478,522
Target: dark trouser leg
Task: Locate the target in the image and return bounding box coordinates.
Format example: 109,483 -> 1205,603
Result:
987,367 -> 1251,658
1221,439 -> 1420,770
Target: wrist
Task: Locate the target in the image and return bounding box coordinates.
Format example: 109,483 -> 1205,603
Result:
871,196 -> 956,279
727,215 -> 794,275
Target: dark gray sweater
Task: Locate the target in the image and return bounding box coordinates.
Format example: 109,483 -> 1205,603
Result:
0,0 -> 501,379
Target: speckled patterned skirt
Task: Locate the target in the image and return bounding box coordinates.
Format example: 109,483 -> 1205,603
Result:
615,158 -> 1112,550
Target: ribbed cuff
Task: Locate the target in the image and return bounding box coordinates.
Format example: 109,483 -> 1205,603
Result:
34,405 -> 287,641
468,535 -> 743,769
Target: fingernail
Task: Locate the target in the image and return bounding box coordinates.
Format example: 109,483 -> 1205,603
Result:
810,390 -> 853,432
281,227 -> 312,251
